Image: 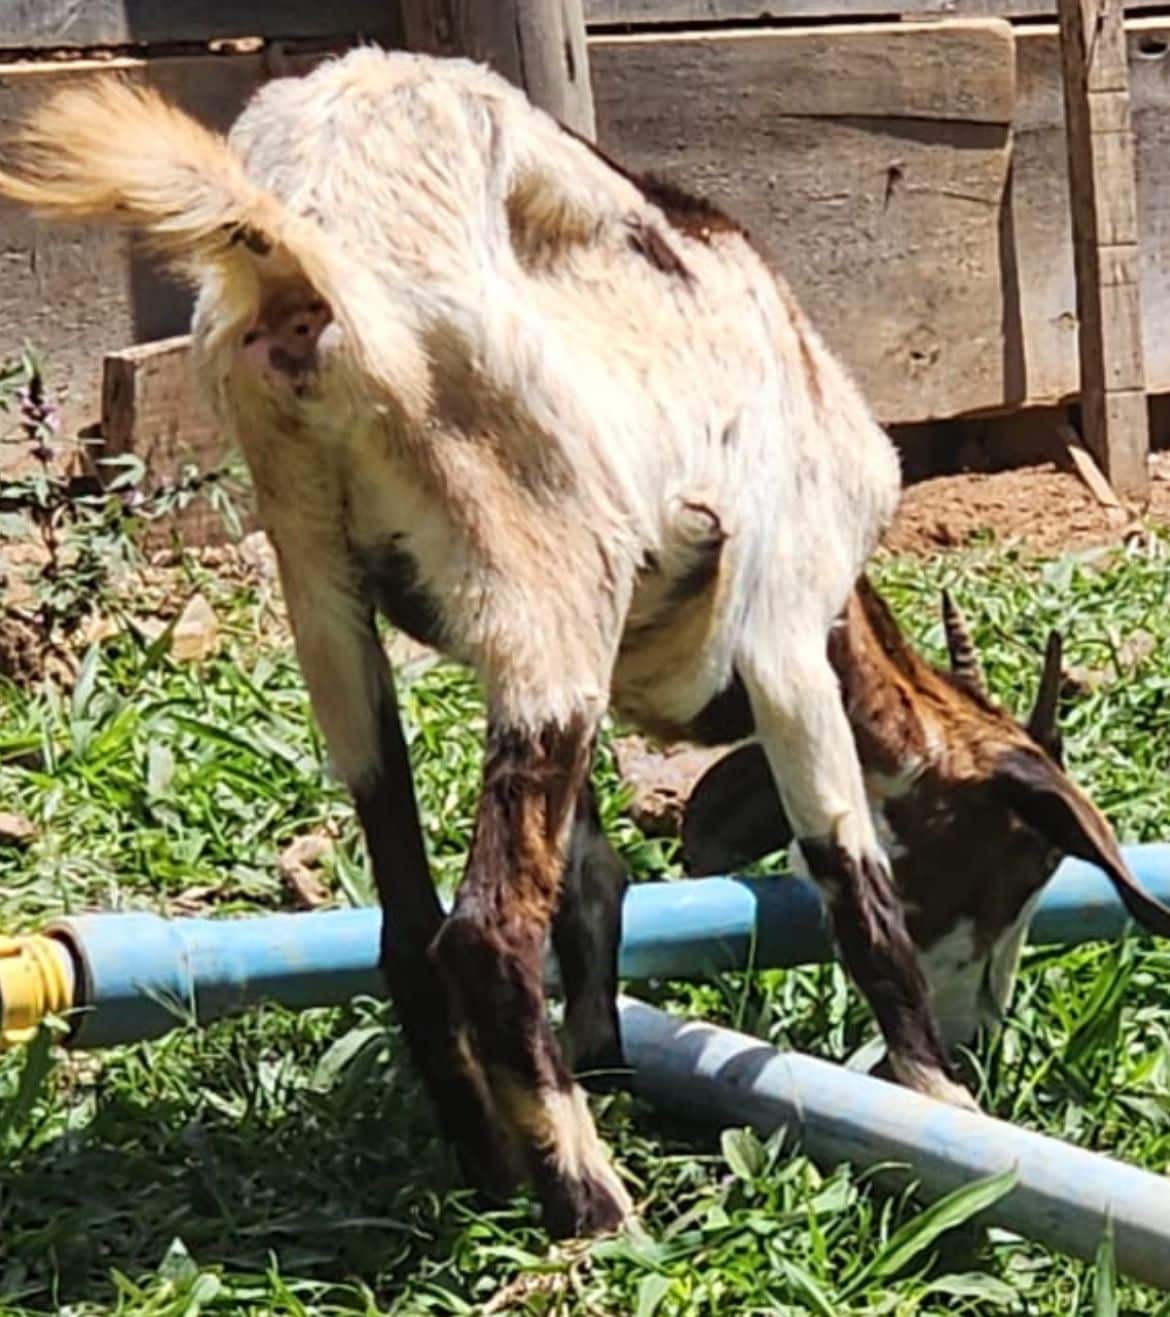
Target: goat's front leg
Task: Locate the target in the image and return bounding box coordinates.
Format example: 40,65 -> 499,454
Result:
741,648 -> 976,1110
552,785 -> 628,1093
274,544 -> 520,1199
431,712 -> 634,1239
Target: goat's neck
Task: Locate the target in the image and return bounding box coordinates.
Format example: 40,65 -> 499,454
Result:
826,576 -> 955,792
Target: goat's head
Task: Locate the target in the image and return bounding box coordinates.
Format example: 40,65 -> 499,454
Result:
681,575 -> 1170,1052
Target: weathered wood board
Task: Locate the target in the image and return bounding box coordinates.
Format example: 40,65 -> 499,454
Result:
591,21 -> 1017,422
6,13 -> 1170,440
0,50 -> 329,427
588,1 -> 1170,22
0,1 -> 399,49
1011,19 -> 1170,409
1054,0 -> 1148,496
101,336 -> 234,544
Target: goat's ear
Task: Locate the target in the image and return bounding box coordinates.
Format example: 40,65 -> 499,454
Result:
681,743 -> 793,876
994,747 -> 1170,937
1025,630 -> 1064,765
941,590 -> 986,696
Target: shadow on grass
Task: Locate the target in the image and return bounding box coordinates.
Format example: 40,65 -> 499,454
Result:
0,1004 -> 538,1311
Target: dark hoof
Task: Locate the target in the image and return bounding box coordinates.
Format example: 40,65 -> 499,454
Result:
541,1167 -> 634,1240
454,1131 -> 524,1205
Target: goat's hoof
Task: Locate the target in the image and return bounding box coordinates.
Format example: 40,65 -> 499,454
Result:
455,1137 -> 524,1206
541,1166 -> 635,1240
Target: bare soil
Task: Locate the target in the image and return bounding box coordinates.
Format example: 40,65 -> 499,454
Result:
884,451 -> 1170,557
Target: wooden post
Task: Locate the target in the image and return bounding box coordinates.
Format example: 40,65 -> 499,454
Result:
400,0 -> 596,139
1057,0 -> 1149,499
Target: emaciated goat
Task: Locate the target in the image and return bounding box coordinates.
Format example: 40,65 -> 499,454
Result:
682,576 -> 1170,1060
6,47 -> 1159,1238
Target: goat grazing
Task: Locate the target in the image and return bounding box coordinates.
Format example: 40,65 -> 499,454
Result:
1,46 -> 1132,1237
683,577 -> 1170,1060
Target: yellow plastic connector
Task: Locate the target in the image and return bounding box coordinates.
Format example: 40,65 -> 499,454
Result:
0,933 -> 75,1048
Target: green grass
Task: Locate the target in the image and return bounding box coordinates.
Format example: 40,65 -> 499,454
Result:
3,535 -> 1170,1314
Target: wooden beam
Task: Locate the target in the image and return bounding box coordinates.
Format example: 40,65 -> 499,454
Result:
591,21 -> 1015,424
1057,0 -> 1149,497
585,1 -> 1170,22
0,0 -> 399,49
400,0 -> 596,137
101,336 -> 245,545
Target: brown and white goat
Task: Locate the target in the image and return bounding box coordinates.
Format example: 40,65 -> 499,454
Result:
682,577 -> 1170,1060
1,47 -> 1121,1237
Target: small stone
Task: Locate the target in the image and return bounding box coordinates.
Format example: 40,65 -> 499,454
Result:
0,811 -> 37,848
1118,629 -> 1156,670
171,593 -> 219,662
238,530 -> 277,580
386,631 -> 438,674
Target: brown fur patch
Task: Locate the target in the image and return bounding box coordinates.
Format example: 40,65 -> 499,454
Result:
801,836 -> 950,1076
354,690 -> 520,1200
626,218 -> 692,282
429,714 -> 627,1236
226,221 -> 272,255
561,125 -> 746,244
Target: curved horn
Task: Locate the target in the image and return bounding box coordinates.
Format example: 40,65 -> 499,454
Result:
1027,630 -> 1063,756
941,590 -> 985,695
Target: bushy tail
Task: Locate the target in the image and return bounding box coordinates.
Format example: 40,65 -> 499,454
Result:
0,76 -> 429,414
0,78 -> 304,274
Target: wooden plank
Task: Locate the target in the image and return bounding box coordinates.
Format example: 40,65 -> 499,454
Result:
1056,420 -> 1124,508
0,49 -> 332,429
401,0 -> 595,136
100,336 -> 242,545
587,1 -> 1170,23
1055,0 -> 1148,495
0,1 -> 399,50
591,21 -> 1016,422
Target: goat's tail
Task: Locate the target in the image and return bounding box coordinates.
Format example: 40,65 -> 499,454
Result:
0,76 -> 430,414
0,78 -> 306,276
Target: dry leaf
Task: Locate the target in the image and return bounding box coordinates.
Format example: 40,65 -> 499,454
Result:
0,811 -> 37,848
279,833 -> 333,909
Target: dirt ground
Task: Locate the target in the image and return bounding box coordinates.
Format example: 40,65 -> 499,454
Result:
884,450 -> 1170,556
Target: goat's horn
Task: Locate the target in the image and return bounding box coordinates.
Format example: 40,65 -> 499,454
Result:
941,590 -> 985,695
1027,630 -> 1063,745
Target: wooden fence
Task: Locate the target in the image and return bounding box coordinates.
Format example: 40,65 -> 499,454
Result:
2,1 -> 1170,433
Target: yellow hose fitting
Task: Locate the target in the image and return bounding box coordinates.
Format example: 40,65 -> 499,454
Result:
0,933 -> 75,1048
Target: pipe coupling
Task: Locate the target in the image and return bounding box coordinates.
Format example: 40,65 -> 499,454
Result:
0,933 -> 75,1048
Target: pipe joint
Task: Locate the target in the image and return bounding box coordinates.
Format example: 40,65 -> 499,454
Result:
0,933 -> 75,1048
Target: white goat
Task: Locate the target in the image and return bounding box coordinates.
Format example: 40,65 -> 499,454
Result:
1,47 -> 963,1237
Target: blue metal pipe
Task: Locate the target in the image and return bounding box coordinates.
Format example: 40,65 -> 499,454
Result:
618,995 -> 1170,1291
42,842 -> 1170,1049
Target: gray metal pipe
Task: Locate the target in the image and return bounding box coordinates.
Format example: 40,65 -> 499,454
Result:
619,996 -> 1170,1291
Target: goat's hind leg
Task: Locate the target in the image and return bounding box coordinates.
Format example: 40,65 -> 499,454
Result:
741,646 -> 977,1109
431,713 -> 634,1239
553,784 -> 629,1093
274,549 -> 520,1199
357,691 -> 523,1199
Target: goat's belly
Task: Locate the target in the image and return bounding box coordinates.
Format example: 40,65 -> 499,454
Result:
611,620 -> 753,748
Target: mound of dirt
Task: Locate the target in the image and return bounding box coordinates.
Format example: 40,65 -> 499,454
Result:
884,453 -> 1170,557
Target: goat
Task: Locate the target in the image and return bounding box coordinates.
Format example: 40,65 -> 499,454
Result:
0,46 -> 1072,1237
682,576 -> 1170,1061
